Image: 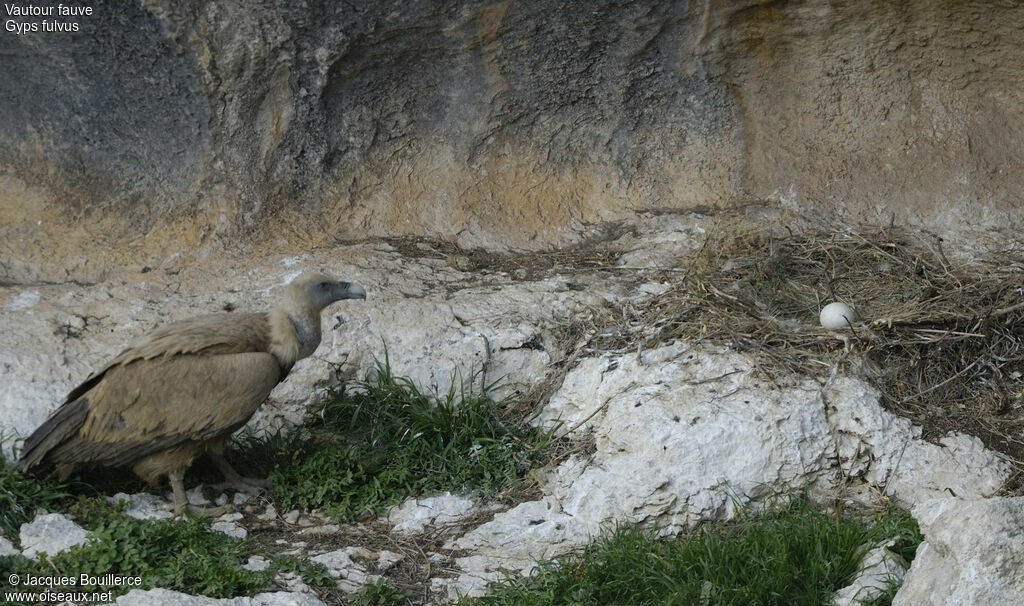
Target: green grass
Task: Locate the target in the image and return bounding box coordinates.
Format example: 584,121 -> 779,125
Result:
0,434 -> 71,539
0,511 -> 271,600
464,496 -> 922,606
0,497 -> 334,603
236,354 -> 557,522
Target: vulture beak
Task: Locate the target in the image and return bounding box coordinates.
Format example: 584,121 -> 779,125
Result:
337,281 -> 367,300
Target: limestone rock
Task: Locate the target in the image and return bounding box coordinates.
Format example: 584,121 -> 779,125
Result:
185,486 -> 214,507
333,278 -> 599,402
274,571 -> 313,595
613,215 -> 707,269
297,524 -> 340,537
538,342 -> 835,531
211,521 -> 247,540
0,535 -> 18,557
7,0 -> 1024,279
19,513 -> 89,560
0,287 -> 100,460
376,550 -> 403,572
387,492 -> 478,535
440,343 -> 1014,599
825,378 -> 1011,504
108,492 -> 174,521
445,496 -> 591,598
243,555 -> 271,572
311,547 -> 378,593
893,497 -> 1024,606
259,503 -> 278,521
250,593 -> 326,606
832,541 -> 908,606
114,589 -> 232,606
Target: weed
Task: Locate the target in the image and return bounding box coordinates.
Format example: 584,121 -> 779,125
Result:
272,554 -> 334,588
350,577 -> 413,606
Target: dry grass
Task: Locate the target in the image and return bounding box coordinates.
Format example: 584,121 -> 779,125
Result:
382,223 -> 630,281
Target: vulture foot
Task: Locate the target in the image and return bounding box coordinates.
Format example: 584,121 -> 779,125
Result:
168,469 -> 235,517
211,476 -> 268,494
184,503 -> 235,517
210,453 -> 270,494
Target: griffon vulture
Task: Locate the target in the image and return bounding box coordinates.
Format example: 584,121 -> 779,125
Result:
16,272 -> 366,514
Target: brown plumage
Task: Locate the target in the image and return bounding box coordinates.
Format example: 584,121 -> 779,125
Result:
16,272 -> 366,514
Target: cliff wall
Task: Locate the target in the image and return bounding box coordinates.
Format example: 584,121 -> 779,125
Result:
2,0 -> 1021,281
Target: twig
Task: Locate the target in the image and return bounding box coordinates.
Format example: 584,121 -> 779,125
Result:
994,300 -> 1024,318
687,369 -> 745,386
900,357 -> 983,403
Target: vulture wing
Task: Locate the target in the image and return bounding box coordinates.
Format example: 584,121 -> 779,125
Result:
66,312 -> 272,403
18,313 -> 281,471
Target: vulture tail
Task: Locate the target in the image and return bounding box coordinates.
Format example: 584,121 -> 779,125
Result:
15,398 -> 91,472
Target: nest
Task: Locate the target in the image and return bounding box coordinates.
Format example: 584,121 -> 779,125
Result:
594,221 -> 1024,468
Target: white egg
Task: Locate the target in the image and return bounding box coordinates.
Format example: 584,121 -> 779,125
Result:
819,302 -> 855,329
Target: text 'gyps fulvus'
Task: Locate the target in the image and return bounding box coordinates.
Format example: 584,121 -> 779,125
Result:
16,272 -> 366,514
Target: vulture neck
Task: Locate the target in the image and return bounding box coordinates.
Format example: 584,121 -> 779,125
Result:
268,307 -> 323,369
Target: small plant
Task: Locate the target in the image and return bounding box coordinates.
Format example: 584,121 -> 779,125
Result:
465,496 -> 922,606
1,512 -> 274,601
67,494 -> 128,529
242,352 -> 556,522
272,554 -> 334,588
0,434 -> 71,539
350,578 -> 413,606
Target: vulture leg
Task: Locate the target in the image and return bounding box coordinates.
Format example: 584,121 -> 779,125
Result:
210,453 -> 269,493
168,469 -> 232,517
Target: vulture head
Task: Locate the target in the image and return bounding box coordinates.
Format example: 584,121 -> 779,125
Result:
284,272 -> 367,313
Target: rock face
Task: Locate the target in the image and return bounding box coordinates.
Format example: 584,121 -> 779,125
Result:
538,343 -> 834,530
3,1 -> 1023,281
824,378 -> 1010,504
893,497 -> 1024,606
706,2 -> 1024,228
